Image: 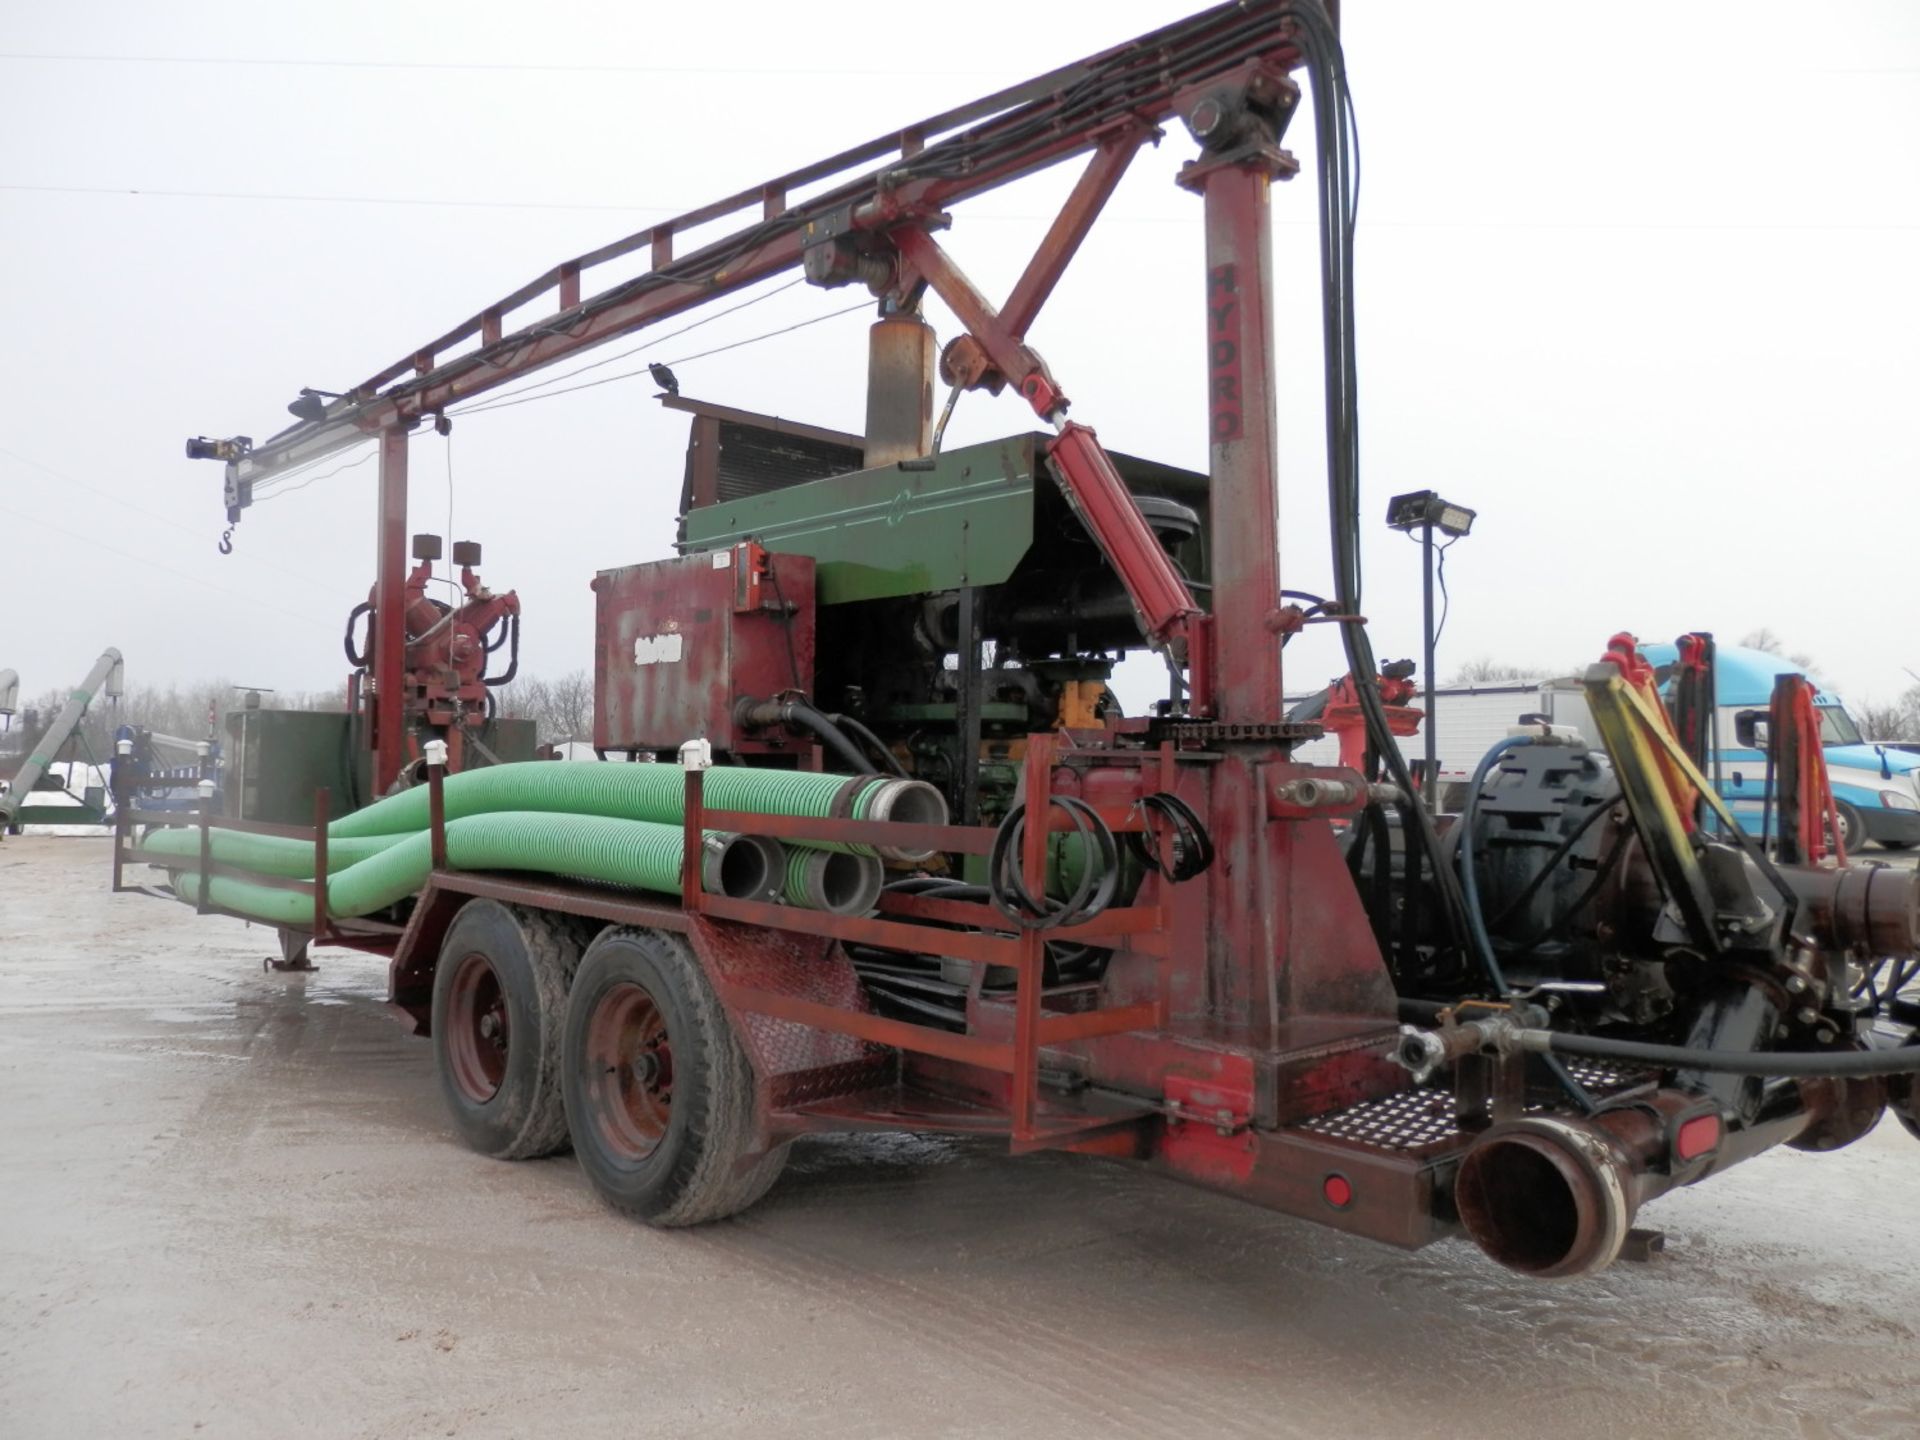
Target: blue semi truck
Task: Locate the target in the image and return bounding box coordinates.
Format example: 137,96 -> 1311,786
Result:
1629,643 -> 1920,852
1288,643 -> 1920,849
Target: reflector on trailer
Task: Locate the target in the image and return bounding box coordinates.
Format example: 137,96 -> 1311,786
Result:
1677,1113 -> 1721,1161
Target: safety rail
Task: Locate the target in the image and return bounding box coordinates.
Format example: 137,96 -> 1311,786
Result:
678,732 -> 1173,1148
110,784 -> 403,951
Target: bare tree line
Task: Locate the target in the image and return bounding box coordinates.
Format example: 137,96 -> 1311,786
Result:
494,670 -> 595,746
0,666 -> 599,770
1,679 -> 345,769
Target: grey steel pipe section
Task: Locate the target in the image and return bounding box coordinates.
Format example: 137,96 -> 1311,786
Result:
0,669 -> 17,717
703,832 -> 786,902
0,648 -> 122,826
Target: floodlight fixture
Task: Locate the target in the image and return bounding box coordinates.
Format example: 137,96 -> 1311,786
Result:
1386,490 -> 1476,539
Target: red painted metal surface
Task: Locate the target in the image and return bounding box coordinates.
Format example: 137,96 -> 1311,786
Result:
372,427 -> 409,795
1182,122 -> 1295,726
592,550 -> 816,755
166,5 -> 1527,1257
218,4 -> 1307,490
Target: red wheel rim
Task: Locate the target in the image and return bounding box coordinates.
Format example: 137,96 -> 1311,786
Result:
585,981 -> 673,1161
446,951 -> 509,1103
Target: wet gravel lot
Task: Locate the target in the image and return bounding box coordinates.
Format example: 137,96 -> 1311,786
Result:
3,837 -> 1917,1439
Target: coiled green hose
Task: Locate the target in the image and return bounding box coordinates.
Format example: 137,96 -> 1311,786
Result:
167,813 -> 771,927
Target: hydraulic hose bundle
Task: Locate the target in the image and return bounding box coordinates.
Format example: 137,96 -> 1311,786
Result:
988,797 -> 1120,931
1283,4 -> 1473,958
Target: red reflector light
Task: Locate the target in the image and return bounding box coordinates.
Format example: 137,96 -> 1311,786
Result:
1676,1113 -> 1721,1161
1322,1174 -> 1354,1209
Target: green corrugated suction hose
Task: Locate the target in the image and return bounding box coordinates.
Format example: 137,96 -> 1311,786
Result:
326,762 -> 858,839
780,846 -> 884,915
168,813 -> 778,928
140,826 -> 409,877
323,762 -> 945,859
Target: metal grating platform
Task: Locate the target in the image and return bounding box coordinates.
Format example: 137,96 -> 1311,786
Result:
1298,1088 -> 1462,1152
1559,1059 -> 1659,1093
1295,1062 -> 1661,1156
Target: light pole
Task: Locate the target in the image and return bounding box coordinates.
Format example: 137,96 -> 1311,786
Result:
1386,491 -> 1475,796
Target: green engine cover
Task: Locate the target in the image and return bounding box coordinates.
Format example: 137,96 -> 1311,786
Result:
679,432 -> 1210,608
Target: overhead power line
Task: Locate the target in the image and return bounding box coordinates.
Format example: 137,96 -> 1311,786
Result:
0,182 -> 674,214
6,184 -> 1914,233
0,52 -> 996,79
0,498 -> 333,631
456,278 -> 806,412
0,445 -> 334,587
452,299 -> 874,418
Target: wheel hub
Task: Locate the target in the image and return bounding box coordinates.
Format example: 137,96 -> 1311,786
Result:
586,981 -> 674,1161
446,951 -> 509,1104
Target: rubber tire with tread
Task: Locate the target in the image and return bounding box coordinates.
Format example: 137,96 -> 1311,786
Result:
1835,800 -> 1869,855
431,900 -> 587,1161
562,926 -> 788,1226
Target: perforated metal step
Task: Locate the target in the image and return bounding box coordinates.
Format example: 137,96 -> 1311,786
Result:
1293,1062 -> 1659,1157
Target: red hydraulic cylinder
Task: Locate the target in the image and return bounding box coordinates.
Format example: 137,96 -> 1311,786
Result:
373,426 -> 410,795
1183,149 -> 1289,725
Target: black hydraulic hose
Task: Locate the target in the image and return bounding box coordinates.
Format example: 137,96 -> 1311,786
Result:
344,601 -> 372,668
483,614 -> 520,687
827,712 -> 909,778
1525,1029 -> 1920,1077
885,876 -> 992,902
1347,800 -> 1392,951
1390,795 -> 1431,981
780,700 -> 876,775
988,796 -> 1118,931
1127,792 -> 1214,882
1284,3 -> 1472,961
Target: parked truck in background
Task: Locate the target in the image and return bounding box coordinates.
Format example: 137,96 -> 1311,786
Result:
1289,644 -> 1920,850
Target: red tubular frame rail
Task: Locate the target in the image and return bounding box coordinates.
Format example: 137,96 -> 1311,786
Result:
111,736 -> 1180,1154
681,733 -> 1171,1148
109,783 -> 401,957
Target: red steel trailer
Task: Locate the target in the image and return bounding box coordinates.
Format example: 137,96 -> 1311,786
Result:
154,1 -> 1920,1280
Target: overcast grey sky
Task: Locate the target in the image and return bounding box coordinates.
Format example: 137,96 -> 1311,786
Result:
2,1 -> 1915,715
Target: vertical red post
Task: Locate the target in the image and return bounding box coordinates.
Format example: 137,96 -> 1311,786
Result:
313,787 -> 331,942
1012,732 -> 1054,1143
680,768 -> 704,912
373,426 -> 409,796
1178,130 -> 1295,1039
1184,155 -> 1286,724
427,764 -> 446,871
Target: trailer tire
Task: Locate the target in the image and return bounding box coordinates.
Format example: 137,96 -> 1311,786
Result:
561,926 -> 786,1226
431,900 -> 584,1161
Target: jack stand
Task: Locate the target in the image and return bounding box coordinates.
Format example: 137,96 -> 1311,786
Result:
1621,1228 -> 1667,1263
267,930 -> 318,973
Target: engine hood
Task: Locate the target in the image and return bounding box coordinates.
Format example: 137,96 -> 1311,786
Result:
1826,743 -> 1920,777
